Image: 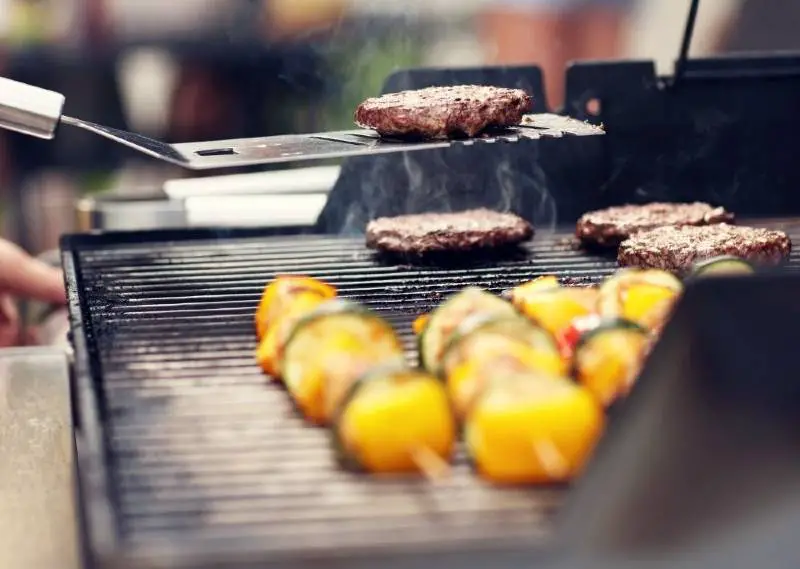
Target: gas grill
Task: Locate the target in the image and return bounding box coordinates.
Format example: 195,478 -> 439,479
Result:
62,2 -> 800,565
64,220 -> 800,569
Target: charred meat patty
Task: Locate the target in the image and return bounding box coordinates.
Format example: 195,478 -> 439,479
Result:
365,209 -> 534,255
617,223 -> 791,274
355,85 -> 533,139
576,202 -> 734,247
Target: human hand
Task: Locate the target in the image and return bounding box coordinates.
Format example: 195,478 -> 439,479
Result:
0,239 -> 66,347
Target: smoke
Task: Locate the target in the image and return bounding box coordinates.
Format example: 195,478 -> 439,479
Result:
402,151 -> 427,212
495,144 -> 558,233
330,138 -> 560,237
314,6 -> 561,235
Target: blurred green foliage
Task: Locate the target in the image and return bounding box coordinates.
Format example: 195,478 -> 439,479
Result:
80,171 -> 116,195
319,31 -> 424,131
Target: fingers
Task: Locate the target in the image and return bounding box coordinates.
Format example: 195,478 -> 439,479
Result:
0,240 -> 66,305
0,295 -> 20,347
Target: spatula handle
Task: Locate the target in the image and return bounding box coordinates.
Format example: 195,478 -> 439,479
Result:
0,76 -> 64,139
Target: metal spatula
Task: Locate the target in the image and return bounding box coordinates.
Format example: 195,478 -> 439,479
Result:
0,76 -> 604,170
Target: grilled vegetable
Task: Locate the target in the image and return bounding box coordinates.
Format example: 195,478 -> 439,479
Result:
281,299 -> 405,425
598,269 -> 682,331
412,313 -> 430,335
255,292 -> 329,378
447,341 -> 559,422
555,314 -> 601,361
255,275 -> 336,339
333,364 -> 456,474
440,314 -> 566,419
441,314 -> 564,379
465,372 -> 604,484
691,256 -> 755,277
572,318 -> 650,407
510,275 -> 560,297
511,280 -> 599,338
419,287 -> 517,374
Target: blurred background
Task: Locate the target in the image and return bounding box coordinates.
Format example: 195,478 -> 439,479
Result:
0,0 -> 793,255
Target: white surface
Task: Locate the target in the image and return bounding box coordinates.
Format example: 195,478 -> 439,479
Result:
91,199 -> 187,230
164,165 -> 340,199
0,348 -> 78,569
185,194 -> 328,227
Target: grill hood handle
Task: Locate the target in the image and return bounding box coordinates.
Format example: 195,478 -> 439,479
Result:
0,76 -> 65,139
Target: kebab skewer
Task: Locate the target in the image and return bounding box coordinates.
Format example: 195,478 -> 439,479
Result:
255,278 -> 455,476
252,259 -> 740,483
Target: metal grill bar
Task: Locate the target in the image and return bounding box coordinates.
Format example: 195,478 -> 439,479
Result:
66,221 -> 800,569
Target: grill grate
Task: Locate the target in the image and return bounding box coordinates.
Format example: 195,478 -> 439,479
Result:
65,220 -> 800,569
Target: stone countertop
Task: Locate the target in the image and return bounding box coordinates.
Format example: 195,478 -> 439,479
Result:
0,347 -> 79,569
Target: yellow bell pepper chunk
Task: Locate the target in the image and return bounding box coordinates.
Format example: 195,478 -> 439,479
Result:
447,337 -> 566,421
282,313 -> 404,425
514,288 -> 596,338
510,275 -> 560,300
337,370 -> 456,474
621,284 -> 678,328
254,275 -> 336,339
466,374 -> 604,485
255,292 -> 328,378
598,269 -> 682,331
574,326 -> 650,407
412,313 -> 430,335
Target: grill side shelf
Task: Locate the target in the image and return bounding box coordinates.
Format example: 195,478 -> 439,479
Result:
62,248 -> 123,567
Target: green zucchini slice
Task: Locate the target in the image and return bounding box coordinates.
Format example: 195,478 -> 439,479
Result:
691,255 -> 755,278
572,318 -> 650,407
281,299 -> 404,424
418,287 -> 517,374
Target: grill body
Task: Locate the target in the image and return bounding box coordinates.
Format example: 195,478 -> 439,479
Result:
64,221 -> 800,569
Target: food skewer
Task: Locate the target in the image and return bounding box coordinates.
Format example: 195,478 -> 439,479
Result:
252,257 -> 756,483
280,299 -> 406,425
254,275 -> 336,340
255,282 -> 456,476
331,364 -> 456,475
409,446 -> 453,481
464,372 -> 604,485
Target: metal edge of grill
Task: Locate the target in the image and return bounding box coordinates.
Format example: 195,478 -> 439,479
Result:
63,249 -> 121,565
63,227 -> 323,569
63,226 -> 332,569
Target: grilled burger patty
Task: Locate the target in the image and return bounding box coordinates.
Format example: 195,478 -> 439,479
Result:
355,85 -> 533,139
617,223 -> 791,273
365,209 -> 534,255
576,202 -> 734,247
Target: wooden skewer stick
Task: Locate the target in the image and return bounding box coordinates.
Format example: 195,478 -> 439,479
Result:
531,438 -> 570,480
410,446 -> 452,481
